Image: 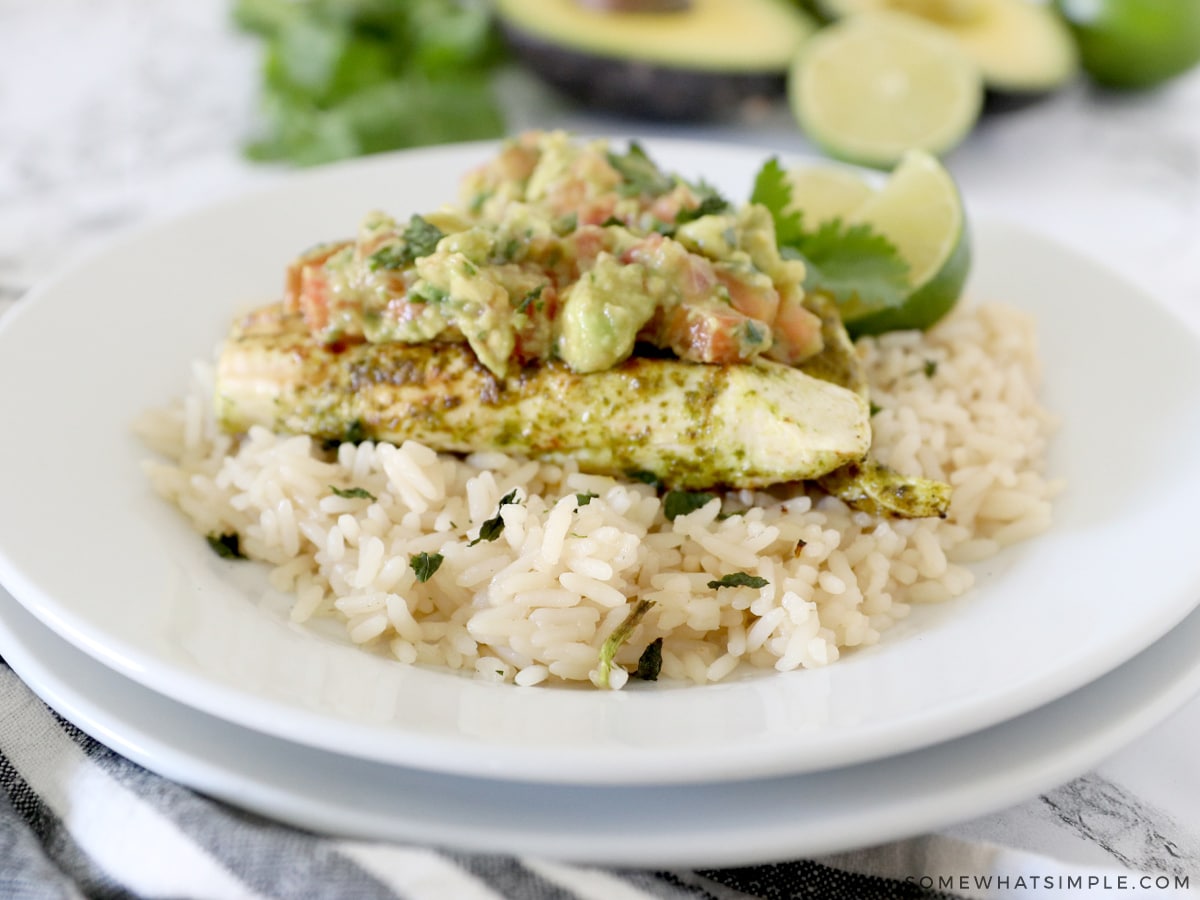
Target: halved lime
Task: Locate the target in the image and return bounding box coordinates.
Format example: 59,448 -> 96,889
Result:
786,165 -> 875,225
815,0 -> 1079,96
788,12 -> 984,169
1055,0 -> 1200,89
845,149 -> 970,335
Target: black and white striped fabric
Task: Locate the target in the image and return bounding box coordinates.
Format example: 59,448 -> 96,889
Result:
5,659 -> 1196,900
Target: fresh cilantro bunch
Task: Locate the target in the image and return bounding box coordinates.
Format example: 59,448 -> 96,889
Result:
234,0 -> 508,166
750,158 -> 909,326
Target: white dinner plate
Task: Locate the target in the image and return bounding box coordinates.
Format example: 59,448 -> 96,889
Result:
4,582 -> 1200,866
0,139 -> 1198,785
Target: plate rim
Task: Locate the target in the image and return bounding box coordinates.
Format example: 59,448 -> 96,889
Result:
1,137 -> 1200,785
4,581 -> 1200,866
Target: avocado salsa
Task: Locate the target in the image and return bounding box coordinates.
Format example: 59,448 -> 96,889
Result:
284,131 -> 826,379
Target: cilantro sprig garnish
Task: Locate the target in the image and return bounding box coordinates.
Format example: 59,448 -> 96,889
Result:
663,490 -> 717,521
410,551 -> 444,583
708,572 -> 769,590
752,158 -> 806,246
329,484 -> 376,500
206,532 -> 247,560
468,488 -> 521,547
596,598 -> 655,689
751,158 -> 910,322
626,469 -> 663,488
635,637 -> 664,681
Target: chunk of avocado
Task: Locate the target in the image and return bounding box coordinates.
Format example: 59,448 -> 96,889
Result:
494,0 -> 818,119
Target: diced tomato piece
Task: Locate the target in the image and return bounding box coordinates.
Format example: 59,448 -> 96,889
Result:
716,267 -> 780,324
547,179 -> 587,218
297,266 -> 331,336
284,242 -> 350,314
659,304 -> 770,365
578,195 -> 617,226
495,141 -> 541,183
767,290 -> 824,364
284,263 -> 304,314
568,226 -> 610,273
650,183 -> 704,224
679,256 -> 718,302
620,231 -> 662,265
463,139 -> 541,202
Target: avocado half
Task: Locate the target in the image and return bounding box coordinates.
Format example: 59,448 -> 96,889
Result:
814,0 -> 1079,100
494,0 -> 818,120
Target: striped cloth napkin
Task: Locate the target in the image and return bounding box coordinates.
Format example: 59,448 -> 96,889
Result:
4,659 -> 1197,900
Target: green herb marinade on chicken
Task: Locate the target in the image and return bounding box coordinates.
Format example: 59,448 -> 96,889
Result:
214,132 -> 950,511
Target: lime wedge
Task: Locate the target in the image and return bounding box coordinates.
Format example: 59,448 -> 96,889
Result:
788,12 -> 984,169
1055,0 -> 1200,89
845,149 -> 970,335
786,165 -> 875,225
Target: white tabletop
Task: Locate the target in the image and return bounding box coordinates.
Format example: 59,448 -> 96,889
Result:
3,0 -> 1200,888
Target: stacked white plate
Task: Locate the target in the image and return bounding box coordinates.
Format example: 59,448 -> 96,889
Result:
1,140 -> 1199,867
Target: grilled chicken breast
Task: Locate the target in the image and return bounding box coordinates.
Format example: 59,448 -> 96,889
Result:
215,304 -> 871,490
797,294 -> 952,518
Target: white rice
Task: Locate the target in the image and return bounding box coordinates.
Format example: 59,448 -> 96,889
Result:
136,302 -> 1062,688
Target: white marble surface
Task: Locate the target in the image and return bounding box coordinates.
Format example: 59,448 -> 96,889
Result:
3,0 -> 1200,886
